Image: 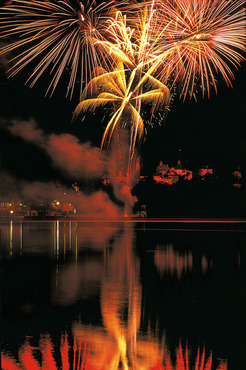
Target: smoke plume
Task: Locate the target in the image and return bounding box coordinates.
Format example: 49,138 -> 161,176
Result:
0,170 -> 121,218
107,127 -> 139,215
7,118 -> 106,179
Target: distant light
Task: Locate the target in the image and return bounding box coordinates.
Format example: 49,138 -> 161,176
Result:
56,201 -> 60,205
10,210 -> 14,214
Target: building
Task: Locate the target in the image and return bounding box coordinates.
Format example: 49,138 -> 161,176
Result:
154,160 -> 193,185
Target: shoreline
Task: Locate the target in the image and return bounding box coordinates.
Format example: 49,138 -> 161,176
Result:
1,216 -> 246,223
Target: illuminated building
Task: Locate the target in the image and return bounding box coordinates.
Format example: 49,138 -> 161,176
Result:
0,200 -> 23,215
198,165 -> 213,178
153,160 -> 193,185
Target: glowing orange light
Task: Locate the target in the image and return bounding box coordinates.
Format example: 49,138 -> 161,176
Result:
1,334 -> 228,370
1,332 -> 90,370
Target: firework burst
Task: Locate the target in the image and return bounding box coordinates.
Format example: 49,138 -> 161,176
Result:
73,61 -> 170,173
1,0 -> 244,100
154,0 -> 246,99
72,0 -> 245,177
0,0 -> 117,98
98,0 -> 246,99
98,4 -> 157,68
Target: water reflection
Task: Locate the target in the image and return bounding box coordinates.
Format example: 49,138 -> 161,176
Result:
0,220 -> 119,256
73,224 -> 166,369
201,254 -> 213,275
71,225 -> 226,369
1,335 -> 228,369
0,221 -> 236,369
154,244 -> 193,279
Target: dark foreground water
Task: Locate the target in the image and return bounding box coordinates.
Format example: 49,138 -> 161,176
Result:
0,220 -> 245,369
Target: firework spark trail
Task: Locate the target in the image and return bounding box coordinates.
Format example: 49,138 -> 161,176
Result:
87,0 -> 245,171
0,0 -> 117,98
1,0 -> 245,99
154,0 -> 246,99
72,62 -> 170,177
86,4 -> 172,174
98,0 -> 245,99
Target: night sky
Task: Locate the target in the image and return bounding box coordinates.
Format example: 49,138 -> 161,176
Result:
143,65 -> 246,174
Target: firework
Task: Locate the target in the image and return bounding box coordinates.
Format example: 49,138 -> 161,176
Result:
154,0 -> 246,99
99,0 -> 245,99
72,0 -> 245,177
1,0 -> 245,99
0,0 -> 117,98
73,4 -> 171,173
1,0 -> 244,99
98,4 -> 157,68
72,61 -> 170,170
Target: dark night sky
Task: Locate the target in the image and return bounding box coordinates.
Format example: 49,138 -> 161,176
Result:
0,26 -> 245,184
143,65 -> 246,173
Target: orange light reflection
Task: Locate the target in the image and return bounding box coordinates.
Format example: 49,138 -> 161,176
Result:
1,224 -> 228,370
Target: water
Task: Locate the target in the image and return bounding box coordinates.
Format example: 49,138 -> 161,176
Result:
0,220 -> 245,369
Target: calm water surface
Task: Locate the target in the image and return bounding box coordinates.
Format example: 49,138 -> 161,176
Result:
0,220 -> 245,369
